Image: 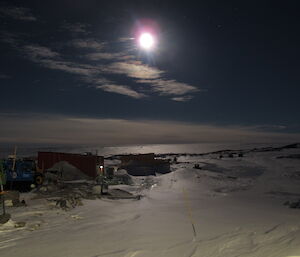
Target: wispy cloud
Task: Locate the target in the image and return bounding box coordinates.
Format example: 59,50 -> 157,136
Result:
2,29 -> 200,101
97,84 -> 146,99
172,96 -> 193,102
251,124 -> 288,132
23,44 -> 99,76
85,52 -> 133,61
137,79 -> 199,96
102,61 -> 164,79
0,6 -> 36,21
60,22 -> 89,34
118,37 -> 135,42
92,54 -> 198,100
21,44 -> 144,99
24,45 -> 60,58
36,59 -> 98,76
0,31 -> 21,46
71,39 -> 105,50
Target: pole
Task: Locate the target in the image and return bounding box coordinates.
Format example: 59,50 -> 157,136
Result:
12,146 -> 17,171
0,176 -> 5,215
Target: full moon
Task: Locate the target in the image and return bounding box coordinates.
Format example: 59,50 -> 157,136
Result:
139,33 -> 154,49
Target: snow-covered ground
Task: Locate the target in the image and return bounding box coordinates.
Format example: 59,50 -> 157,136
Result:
1,146 -> 300,257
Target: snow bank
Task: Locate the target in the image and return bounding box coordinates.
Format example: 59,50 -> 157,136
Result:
1,145 -> 300,257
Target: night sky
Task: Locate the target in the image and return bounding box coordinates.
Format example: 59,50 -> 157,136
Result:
0,0 -> 300,145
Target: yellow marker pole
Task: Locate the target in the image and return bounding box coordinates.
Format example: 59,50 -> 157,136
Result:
182,187 -> 197,239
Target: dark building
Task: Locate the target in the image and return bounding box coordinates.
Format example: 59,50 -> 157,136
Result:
120,153 -> 170,176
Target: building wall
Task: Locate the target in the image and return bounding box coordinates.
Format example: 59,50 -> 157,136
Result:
120,153 -> 155,164
38,152 -> 104,178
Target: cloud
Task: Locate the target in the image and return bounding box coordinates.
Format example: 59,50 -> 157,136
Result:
60,22 -> 89,34
39,59 -> 99,76
2,29 -> 199,101
85,52 -> 133,61
118,37 -> 135,42
23,44 -> 98,76
0,114 -> 299,145
23,43 -> 197,100
0,31 -> 21,46
85,77 -> 145,98
27,47 -> 198,99
102,61 -> 164,79
172,96 -> 193,102
97,60 -> 198,99
71,39 -> 105,50
0,6 -> 36,21
97,84 -> 146,99
24,45 -> 60,58
21,43 -> 145,99
84,77 -> 111,85
137,79 -> 199,95
251,124 -> 288,132
85,52 -> 122,60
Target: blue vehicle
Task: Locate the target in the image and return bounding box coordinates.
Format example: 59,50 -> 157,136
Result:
3,159 -> 43,191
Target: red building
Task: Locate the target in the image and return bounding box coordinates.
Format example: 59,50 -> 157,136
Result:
38,152 -> 104,178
